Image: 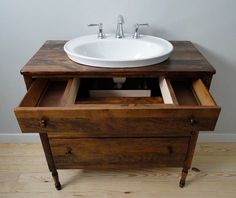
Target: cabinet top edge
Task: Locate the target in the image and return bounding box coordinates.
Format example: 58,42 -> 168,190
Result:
20,40 -> 216,77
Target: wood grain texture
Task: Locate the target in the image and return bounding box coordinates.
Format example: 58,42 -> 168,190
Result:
49,137 -> 189,169
15,106 -> 220,136
20,41 -> 216,77
180,131 -> 199,187
76,96 -> 163,104
60,78 -> 80,106
192,79 -> 216,106
39,133 -> 61,190
37,81 -> 67,107
166,78 -> 179,105
13,39 -> 222,190
0,143 -> 236,197
15,76 -> 220,137
19,79 -> 48,107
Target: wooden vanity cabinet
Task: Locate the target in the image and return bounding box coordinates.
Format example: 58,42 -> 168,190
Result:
14,41 -> 220,190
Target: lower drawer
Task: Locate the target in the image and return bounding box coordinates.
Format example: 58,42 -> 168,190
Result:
49,137 -> 189,169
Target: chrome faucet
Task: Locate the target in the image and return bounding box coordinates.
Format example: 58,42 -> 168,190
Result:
133,23 -> 149,39
115,15 -> 125,39
88,23 -> 105,39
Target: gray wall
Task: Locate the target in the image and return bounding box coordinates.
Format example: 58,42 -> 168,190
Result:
0,0 -> 236,138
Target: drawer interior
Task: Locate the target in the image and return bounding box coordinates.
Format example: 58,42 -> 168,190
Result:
19,77 -> 216,107
38,81 -> 68,107
171,80 -> 199,106
16,77 -> 220,134
76,77 -> 164,104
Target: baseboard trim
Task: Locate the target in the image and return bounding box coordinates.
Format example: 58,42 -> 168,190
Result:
0,134 -> 40,143
0,133 -> 236,143
198,133 -> 236,143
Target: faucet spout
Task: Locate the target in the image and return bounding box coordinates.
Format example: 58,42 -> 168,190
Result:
115,15 -> 125,39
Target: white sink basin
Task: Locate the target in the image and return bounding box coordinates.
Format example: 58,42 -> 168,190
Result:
64,34 -> 173,68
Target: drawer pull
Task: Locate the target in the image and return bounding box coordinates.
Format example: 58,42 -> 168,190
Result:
168,146 -> 174,156
65,147 -> 72,155
39,119 -> 47,128
190,119 -> 196,125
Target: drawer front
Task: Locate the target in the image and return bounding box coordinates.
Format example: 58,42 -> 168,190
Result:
49,137 -> 189,169
15,78 -> 220,136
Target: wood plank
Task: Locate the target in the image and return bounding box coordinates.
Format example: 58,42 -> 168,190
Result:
20,41 -> 216,77
19,79 -> 48,107
159,77 -> 174,104
37,81 -> 67,107
76,96 -> 163,104
14,106 -> 220,135
1,143 -> 236,197
60,78 -> 80,106
192,79 -> 216,106
49,138 -> 189,169
171,80 -> 199,106
166,79 -> 178,104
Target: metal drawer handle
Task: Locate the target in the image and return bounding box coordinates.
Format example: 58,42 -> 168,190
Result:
39,119 -> 47,128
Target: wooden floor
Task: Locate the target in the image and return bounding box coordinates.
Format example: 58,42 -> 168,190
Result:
0,143 -> 236,198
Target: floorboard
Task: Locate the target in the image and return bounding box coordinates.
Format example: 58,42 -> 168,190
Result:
0,143 -> 236,198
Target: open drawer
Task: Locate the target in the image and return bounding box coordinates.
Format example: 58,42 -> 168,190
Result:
15,77 -> 220,137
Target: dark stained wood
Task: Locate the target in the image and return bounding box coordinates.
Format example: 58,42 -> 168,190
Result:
76,96 -> 163,104
19,79 -> 48,107
20,41 -> 216,78
38,81 -> 67,107
180,131 -> 199,187
39,133 -> 61,190
15,77 -> 220,136
15,106 -> 220,136
201,75 -> 213,89
23,75 -> 33,90
14,39 -> 221,189
171,80 -> 199,106
49,137 -> 189,169
47,131 -> 192,138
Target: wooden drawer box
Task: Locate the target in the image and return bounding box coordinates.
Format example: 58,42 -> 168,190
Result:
49,137 -> 189,169
14,77 -> 220,137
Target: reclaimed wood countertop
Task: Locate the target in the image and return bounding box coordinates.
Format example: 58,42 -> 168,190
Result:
20,40 -> 215,77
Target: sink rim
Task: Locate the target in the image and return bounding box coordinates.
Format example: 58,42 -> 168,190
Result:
64,34 -> 173,62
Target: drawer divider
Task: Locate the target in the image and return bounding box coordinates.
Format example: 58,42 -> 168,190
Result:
159,77 -> 178,105
192,79 -> 216,106
60,78 -> 80,106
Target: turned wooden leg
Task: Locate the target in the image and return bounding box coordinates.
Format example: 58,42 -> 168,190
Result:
40,133 -> 62,190
179,131 -> 199,188
52,171 -> 61,190
179,168 -> 188,188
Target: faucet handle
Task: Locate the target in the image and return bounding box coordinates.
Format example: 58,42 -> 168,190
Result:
117,15 -> 125,24
133,23 -> 149,39
88,23 -> 105,39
